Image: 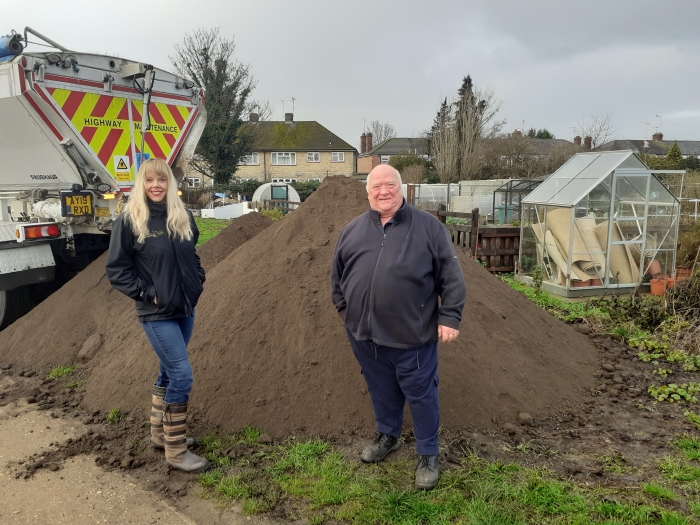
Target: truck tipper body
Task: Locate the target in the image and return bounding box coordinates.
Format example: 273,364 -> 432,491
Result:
0,28 -> 206,327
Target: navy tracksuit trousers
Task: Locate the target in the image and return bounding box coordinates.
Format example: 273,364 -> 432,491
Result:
346,329 -> 440,455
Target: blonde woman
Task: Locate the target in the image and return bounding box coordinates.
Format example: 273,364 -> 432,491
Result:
106,158 -> 209,473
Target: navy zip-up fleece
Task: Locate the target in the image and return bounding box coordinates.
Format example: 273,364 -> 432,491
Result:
106,201 -> 205,322
331,201 -> 466,349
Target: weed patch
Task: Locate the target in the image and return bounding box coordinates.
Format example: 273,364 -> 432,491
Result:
644,483 -> 677,501
46,365 -> 75,380
106,408 -> 124,424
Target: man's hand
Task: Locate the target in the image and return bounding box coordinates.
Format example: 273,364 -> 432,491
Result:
438,325 -> 459,343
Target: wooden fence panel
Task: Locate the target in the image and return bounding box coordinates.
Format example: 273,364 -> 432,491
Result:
438,207 -> 521,273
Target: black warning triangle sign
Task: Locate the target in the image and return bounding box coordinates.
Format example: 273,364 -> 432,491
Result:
116,158 -> 129,171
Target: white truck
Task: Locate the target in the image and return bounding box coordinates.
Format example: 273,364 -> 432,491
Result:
0,28 -> 206,327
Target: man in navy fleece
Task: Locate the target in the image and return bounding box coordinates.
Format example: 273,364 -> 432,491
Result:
330,164 -> 467,490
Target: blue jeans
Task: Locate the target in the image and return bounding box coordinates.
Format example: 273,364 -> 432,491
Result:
346,329 -> 440,456
141,314 -> 195,404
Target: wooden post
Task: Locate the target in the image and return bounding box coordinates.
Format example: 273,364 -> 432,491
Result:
471,208 -> 480,257
406,184 -> 416,206
437,204 -> 447,224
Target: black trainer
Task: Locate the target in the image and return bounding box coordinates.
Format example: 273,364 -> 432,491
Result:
360,433 -> 401,463
415,454 -> 439,489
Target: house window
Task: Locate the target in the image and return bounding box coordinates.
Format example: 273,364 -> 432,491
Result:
239,152 -> 259,165
186,178 -> 201,188
271,152 -> 296,165
331,152 -> 345,162
307,152 -> 320,162
380,155 -> 390,164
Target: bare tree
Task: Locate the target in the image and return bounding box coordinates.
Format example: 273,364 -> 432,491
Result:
574,112 -> 617,151
170,28 -> 267,184
428,76 -> 505,182
401,164 -> 428,184
367,120 -> 396,145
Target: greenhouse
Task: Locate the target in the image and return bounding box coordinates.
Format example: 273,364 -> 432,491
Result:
492,179 -> 543,224
518,151 -> 683,297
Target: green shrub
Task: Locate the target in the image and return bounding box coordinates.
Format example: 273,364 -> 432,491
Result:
260,208 -> 285,221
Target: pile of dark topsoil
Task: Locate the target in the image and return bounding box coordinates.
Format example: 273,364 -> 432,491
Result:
0,176 -> 597,437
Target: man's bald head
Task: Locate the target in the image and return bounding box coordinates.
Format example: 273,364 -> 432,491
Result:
366,165 -> 402,194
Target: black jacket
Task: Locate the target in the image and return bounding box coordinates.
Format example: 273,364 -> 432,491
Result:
331,201 -> 466,349
106,201 -> 205,322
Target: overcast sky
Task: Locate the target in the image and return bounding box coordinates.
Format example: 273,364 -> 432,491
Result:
6,0 -> 700,149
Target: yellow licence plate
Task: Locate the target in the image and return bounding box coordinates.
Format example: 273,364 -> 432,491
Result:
60,192 -> 93,217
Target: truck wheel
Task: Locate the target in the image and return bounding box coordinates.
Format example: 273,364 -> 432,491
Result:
0,290 -> 8,329
0,288 -> 35,331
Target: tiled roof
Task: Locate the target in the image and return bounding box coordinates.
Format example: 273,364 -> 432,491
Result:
247,121 -> 356,152
601,139 -> 700,156
363,137 -> 428,156
481,137 -> 581,154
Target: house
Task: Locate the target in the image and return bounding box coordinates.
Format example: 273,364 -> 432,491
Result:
600,132 -> 700,159
357,136 -> 428,174
235,113 -> 357,183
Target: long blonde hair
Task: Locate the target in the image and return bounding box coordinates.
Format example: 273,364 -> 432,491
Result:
124,158 -> 192,243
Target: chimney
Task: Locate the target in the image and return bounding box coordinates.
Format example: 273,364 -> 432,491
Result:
511,129 -> 522,138
366,132 -> 373,151
584,136 -> 592,150
573,135 -> 582,146
249,112 -> 259,122
652,132 -> 663,141
360,133 -> 367,154
284,112 -> 293,123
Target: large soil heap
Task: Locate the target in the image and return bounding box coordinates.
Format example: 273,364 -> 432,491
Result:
0,177 -> 597,438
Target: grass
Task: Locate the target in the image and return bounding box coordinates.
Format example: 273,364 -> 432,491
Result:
595,451 -> 635,474
194,431 -> 697,524
65,380 -> 86,389
106,408 -> 124,424
194,217 -> 230,246
644,483 -> 677,501
675,435 -> 700,462
46,365 -> 75,380
500,275 -> 607,323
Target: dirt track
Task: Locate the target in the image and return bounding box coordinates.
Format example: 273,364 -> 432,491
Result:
0,376 -> 283,525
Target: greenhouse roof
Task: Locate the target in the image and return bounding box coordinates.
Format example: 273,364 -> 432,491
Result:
495,179 -> 544,193
523,151 -> 649,206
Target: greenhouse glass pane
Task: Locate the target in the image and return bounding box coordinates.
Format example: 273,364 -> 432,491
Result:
648,177 -> 676,205
547,178 -> 599,205
551,154 -> 598,178
615,175 -> 649,202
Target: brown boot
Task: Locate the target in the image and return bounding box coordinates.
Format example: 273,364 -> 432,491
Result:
163,401 -> 210,473
150,386 -> 194,449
